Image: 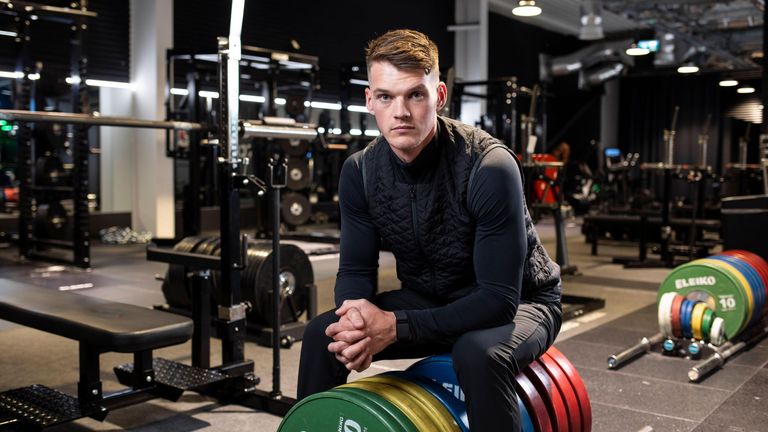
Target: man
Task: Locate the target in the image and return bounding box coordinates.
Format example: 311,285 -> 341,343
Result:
298,29 -> 561,431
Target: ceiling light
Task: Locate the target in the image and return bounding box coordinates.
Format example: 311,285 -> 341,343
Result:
512,1 -> 541,17
626,44 -> 650,56
737,86 -> 755,94
719,79 -> 738,87
677,64 -> 699,74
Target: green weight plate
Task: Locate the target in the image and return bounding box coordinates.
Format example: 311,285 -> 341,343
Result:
278,389 -> 405,432
660,260 -> 748,340
698,258 -> 754,332
332,387 -> 417,432
343,379 -> 438,432
701,308 -> 715,342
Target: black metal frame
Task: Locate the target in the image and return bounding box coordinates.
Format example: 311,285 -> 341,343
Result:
17,1 -> 93,268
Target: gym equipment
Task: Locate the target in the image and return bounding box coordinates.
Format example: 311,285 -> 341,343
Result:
0,279 -> 196,430
161,236 -> 314,330
34,155 -> 67,186
609,250 -> 768,381
286,159 -> 311,191
281,192 -> 312,227
279,347 -> 591,432
34,200 -> 72,241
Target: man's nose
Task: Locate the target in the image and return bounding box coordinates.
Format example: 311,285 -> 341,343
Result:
393,98 -> 411,119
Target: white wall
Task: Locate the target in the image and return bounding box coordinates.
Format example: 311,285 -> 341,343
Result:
129,0 -> 175,238
98,87 -> 134,212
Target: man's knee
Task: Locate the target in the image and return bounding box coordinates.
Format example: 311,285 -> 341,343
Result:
452,331 -> 515,378
302,309 -> 338,348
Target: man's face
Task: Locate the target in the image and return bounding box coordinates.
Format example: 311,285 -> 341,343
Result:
365,61 -> 446,163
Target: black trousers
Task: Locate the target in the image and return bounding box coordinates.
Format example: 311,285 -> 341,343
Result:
297,289 -> 561,432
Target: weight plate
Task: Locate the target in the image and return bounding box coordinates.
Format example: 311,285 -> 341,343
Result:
162,236 -> 211,308
281,192 -> 312,226
406,354 -> 466,402
658,292 -> 676,337
546,347 -> 592,432
332,387 -> 417,432
691,302 -> 708,341
370,374 -> 461,432
680,299 -> 695,339
713,255 -> 764,326
524,359 -> 569,432
278,389 -> 406,432
537,355 -> 581,432
520,395 -> 536,432
513,370 -> 554,432
660,261 -> 748,340
34,200 -> 71,240
388,371 -> 469,432
698,258 -> 754,333
342,379 -> 439,432
670,294 -> 684,338
701,308 -> 715,342
245,240 -> 313,326
724,250 -> 768,315
710,316 -> 726,346
286,159 -> 311,191
279,138 -> 310,156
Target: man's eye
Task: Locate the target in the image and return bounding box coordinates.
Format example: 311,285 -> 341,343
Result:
411,92 -> 424,99
378,94 -> 390,101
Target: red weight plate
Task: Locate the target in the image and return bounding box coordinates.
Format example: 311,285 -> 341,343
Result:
537,355 -> 580,432
670,294 -> 684,338
524,360 -> 569,432
546,347 -> 592,432
513,371 -> 553,432
724,250 -> 768,314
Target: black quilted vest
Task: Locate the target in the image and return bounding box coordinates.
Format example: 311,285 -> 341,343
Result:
361,116 -> 561,306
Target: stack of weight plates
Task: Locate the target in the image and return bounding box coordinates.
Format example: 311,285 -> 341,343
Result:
657,250 -> 768,343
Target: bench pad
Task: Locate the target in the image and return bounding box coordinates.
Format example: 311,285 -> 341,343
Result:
0,279 -> 192,352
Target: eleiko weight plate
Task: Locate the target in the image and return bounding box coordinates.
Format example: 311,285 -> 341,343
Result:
513,370 -> 553,432
546,347 -> 592,432
370,374 -> 461,432
524,359 -> 569,432
537,354 -> 581,432
670,294 -> 684,338
332,387 -> 417,432
691,302 -> 708,341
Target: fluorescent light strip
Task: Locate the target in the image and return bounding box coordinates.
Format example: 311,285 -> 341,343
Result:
364,129 -> 380,137
27,73 -> 40,80
239,94 -> 266,103
0,71 -> 24,79
0,30 -> 17,37
199,90 -> 220,98
170,88 -> 189,95
350,129 -> 362,136
86,79 -> 134,89
274,98 -> 286,105
304,101 -> 342,110
349,78 -> 370,86
348,104 -> 370,113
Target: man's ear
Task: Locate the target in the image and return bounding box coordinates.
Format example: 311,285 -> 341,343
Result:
435,81 -> 447,112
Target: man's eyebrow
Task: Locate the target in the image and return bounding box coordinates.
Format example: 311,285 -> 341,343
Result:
371,83 -> 428,95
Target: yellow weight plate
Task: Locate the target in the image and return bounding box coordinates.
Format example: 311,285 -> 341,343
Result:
365,375 -> 461,432
342,380 -> 438,432
699,258 -> 754,333
691,302 -> 708,340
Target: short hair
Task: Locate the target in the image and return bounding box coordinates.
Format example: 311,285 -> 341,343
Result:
365,29 -> 440,77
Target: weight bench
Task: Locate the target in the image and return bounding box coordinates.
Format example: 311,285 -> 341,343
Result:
0,278 -> 225,431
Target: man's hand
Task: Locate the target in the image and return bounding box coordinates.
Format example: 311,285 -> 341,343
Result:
325,299 -> 397,372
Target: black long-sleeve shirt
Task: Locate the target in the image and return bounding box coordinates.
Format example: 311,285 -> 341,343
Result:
334,137 -> 528,343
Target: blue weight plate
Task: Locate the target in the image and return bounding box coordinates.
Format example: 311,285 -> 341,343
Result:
714,255 -> 764,325
681,299 -> 695,339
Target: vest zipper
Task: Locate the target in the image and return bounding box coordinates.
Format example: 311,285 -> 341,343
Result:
410,184 -> 436,292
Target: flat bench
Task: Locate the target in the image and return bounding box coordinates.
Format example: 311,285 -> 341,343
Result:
0,278 -> 198,431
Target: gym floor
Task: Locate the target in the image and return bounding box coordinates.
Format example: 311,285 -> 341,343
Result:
0,217 -> 766,431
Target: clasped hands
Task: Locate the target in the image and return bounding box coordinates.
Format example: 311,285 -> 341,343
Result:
325,299 -> 396,372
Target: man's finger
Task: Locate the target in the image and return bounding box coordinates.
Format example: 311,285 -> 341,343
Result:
332,329 -> 366,344
341,337 -> 370,361
327,340 -> 349,354
336,299 -> 362,316
346,307 -> 365,328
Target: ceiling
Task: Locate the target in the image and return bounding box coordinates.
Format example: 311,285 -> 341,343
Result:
489,0 -> 764,72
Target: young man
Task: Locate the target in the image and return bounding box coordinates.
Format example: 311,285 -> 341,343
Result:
297,29 -> 562,431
